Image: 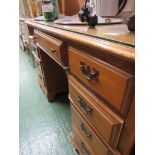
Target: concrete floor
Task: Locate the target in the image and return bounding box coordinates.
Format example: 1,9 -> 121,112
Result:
19,48 -> 77,155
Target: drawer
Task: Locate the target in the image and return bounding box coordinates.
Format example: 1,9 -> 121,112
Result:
69,75 -> 123,148
32,49 -> 43,75
72,126 -> 100,155
68,47 -> 134,115
31,42 -> 40,58
70,132 -> 85,155
71,105 -> 113,155
34,30 -> 64,64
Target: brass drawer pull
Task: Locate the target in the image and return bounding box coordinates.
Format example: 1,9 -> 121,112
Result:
80,142 -> 91,155
50,48 -> 57,53
77,96 -> 92,114
28,35 -> 37,40
80,61 -> 99,80
80,122 -> 92,138
29,35 -> 38,44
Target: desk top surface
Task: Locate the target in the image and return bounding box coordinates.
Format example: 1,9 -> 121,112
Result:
25,19 -> 135,62
32,20 -> 134,47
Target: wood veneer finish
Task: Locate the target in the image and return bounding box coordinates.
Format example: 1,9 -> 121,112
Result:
25,20 -> 135,62
69,47 -> 134,116
58,0 -> 84,16
71,104 -> 112,155
34,29 -> 65,64
70,128 -> 96,155
38,75 -> 55,101
69,75 -> 123,148
38,48 -> 68,101
69,132 -> 85,155
117,96 -> 135,155
25,20 -> 135,155
32,48 -> 43,75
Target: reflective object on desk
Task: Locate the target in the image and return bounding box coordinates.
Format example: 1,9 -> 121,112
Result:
54,14 -> 124,25
42,0 -> 59,21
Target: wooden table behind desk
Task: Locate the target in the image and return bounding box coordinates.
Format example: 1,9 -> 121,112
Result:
57,0 -> 85,16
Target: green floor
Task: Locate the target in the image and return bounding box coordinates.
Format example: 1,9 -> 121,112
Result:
19,48 -> 77,155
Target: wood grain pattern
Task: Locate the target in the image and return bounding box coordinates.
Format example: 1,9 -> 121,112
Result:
71,126 -> 95,155
25,20 -> 135,155
38,74 -> 56,101
37,47 -> 68,101
69,132 -> 85,155
29,21 -> 135,47
34,30 -> 64,64
71,104 -> 112,155
58,0 -> 84,16
31,42 -> 40,57
69,75 -> 123,148
69,47 -> 134,115
33,52 -> 43,75
25,20 -> 135,62
117,96 -> 135,155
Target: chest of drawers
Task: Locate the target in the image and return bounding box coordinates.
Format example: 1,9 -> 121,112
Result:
25,20 -> 135,155
69,76 -> 123,148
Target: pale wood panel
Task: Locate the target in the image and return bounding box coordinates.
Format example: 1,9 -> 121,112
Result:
71,104 -> 111,155
69,75 -> 123,148
58,0 -> 85,15
69,47 -> 134,115
35,30 -> 63,63
117,96 -> 135,155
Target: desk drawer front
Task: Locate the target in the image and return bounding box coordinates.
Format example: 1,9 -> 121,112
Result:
69,47 -> 133,114
71,104 -> 113,155
32,49 -> 43,75
34,30 -> 63,63
69,76 -> 123,148
31,42 -> 40,58
72,127 -> 96,155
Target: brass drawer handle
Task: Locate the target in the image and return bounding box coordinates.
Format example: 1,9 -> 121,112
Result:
50,48 -> 57,53
77,96 -> 92,114
80,122 -> 92,138
28,35 -> 38,44
80,142 -> 91,155
80,61 -> 99,81
28,35 -> 37,40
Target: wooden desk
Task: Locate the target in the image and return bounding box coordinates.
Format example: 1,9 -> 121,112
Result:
25,20 -> 135,155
